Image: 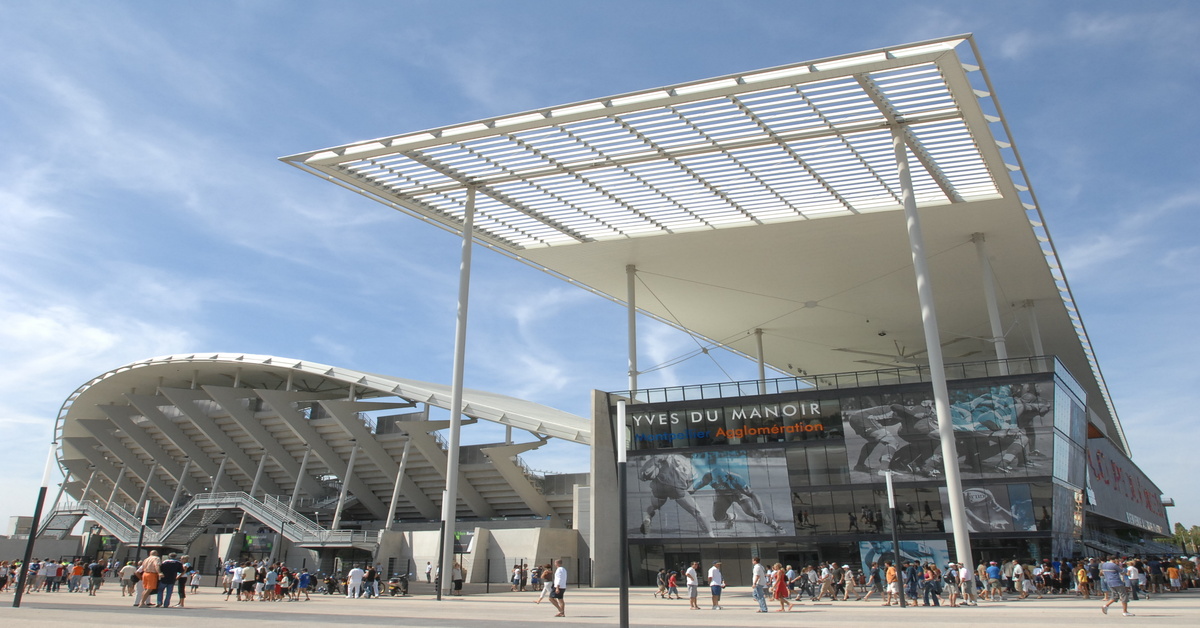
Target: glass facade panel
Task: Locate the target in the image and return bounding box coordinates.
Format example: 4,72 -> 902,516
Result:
614,367 -> 1124,585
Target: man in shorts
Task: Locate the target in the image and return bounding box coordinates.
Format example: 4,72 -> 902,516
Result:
685,561 -> 701,609
707,560 -> 725,610
1100,556 -> 1132,617
136,550 -> 161,608
883,561 -> 901,606
943,562 -> 959,607
549,559 -> 567,617
986,561 -> 1004,601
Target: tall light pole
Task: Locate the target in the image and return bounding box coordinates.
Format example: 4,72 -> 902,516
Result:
617,401 -> 629,628
14,442 -> 58,608
885,470 -> 906,608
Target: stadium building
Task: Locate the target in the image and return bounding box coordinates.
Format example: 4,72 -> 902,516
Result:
33,35 -> 1172,587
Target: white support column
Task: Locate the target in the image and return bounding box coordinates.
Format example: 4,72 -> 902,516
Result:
287,447 -> 311,512
239,451 -> 270,531
136,463 -> 157,515
385,437 -> 413,530
80,468 -> 97,503
441,186 -> 476,597
249,451 -> 269,499
972,233 -> 1009,375
211,454 -> 228,493
162,457 -> 190,531
626,264 -> 638,393
106,467 -> 125,508
48,480 -> 68,518
232,367 -> 242,389
1024,300 -> 1047,371
893,128 -> 974,579
332,441 -> 359,531
755,328 -> 766,394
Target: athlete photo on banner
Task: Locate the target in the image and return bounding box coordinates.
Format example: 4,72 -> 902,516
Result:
859,539 -> 949,573
842,380 -> 1055,484
628,447 -> 795,539
939,484 -> 1039,533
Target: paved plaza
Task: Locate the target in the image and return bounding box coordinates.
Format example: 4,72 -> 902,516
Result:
3,581 -> 1198,627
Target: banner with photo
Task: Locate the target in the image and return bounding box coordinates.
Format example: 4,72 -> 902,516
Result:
858,539 -> 949,572
939,484 -> 1045,533
628,447 -> 795,540
842,379 -> 1055,484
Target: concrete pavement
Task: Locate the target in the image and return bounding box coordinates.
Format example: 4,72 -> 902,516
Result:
3,581 -> 1197,626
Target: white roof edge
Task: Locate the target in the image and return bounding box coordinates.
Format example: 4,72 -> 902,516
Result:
53,353 -> 592,456
280,34 -> 974,167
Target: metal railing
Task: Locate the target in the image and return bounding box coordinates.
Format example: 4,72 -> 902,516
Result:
613,356 -> 1060,404
46,492 -> 381,548
51,500 -> 140,541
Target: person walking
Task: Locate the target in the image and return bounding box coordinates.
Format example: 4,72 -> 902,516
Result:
883,561 -> 900,606
771,562 -> 794,611
1100,556 -> 1133,617
534,564 -> 554,604
750,556 -> 769,612
548,559 -> 567,617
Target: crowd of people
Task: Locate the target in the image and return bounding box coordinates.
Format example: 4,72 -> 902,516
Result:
0,554 -> 204,607
653,554 -> 1200,614
4,550 -> 1196,620
217,558 -> 315,602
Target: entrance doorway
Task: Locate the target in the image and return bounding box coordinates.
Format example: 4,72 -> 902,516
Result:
663,551 -> 700,577
779,550 -> 819,569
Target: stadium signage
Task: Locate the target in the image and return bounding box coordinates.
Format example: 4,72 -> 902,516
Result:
628,400 -> 822,428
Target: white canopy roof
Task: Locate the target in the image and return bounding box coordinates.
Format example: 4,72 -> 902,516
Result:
282,35 -> 1127,454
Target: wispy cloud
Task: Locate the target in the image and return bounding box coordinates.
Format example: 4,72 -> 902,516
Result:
1058,188 -> 1200,281
0,295 -> 194,429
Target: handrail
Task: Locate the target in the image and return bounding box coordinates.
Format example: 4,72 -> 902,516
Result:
611,355 -> 1063,404
47,491 -> 381,548
56,500 -> 141,542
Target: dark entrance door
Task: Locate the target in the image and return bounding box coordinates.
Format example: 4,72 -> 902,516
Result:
779,550 -> 819,569
663,551 -> 701,578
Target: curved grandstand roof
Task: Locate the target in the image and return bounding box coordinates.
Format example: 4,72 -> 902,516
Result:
55,353 -> 589,523
281,34 -> 1127,454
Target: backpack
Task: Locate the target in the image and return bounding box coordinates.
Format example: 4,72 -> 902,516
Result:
944,569 -> 958,585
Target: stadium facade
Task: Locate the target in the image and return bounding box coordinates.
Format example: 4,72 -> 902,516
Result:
29,35 -> 1173,586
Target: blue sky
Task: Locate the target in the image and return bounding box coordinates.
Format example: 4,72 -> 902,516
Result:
1,1 -> 1196,533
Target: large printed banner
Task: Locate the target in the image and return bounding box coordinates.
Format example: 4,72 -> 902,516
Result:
627,447 -> 796,540
858,540 -> 949,573
1086,438 -> 1168,534
624,379 -> 1057,485
843,381 -> 1055,483
938,484 -> 1043,533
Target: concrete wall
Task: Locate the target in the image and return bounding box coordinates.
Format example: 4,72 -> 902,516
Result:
479,526 -> 581,585
0,536 -> 82,561
589,389 -> 619,586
